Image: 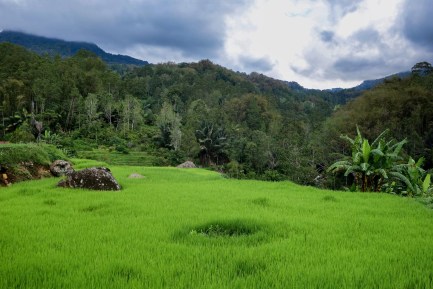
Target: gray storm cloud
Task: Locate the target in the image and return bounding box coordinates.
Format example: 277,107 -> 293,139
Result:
0,0 -> 248,59
401,0 -> 433,48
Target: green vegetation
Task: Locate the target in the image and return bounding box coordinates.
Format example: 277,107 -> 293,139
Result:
328,127 -> 433,196
0,143 -> 67,183
0,43 -> 333,184
1,162 -> 433,288
2,31 -> 433,289
77,149 -> 158,166
0,143 -> 66,166
1,41 -> 432,191
328,127 -> 405,192
320,70 -> 433,172
0,30 -> 148,66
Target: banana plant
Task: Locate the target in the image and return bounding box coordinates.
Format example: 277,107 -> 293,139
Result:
195,121 -> 228,166
390,157 -> 432,196
328,127 -> 406,192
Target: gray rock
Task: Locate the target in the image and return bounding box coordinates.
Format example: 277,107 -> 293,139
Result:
50,160 -> 74,177
177,161 -> 197,168
57,167 -> 121,191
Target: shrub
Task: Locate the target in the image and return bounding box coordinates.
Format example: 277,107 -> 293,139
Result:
0,143 -> 67,166
261,170 -> 285,182
6,122 -> 35,143
224,160 -> 245,179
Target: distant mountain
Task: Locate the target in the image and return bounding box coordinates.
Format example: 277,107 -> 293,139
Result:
316,71 -> 412,105
352,71 -> 411,91
0,30 -> 148,66
285,71 -> 411,95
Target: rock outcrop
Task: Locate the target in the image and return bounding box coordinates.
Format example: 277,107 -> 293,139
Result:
177,161 -> 197,168
50,160 -> 74,177
57,167 -> 121,191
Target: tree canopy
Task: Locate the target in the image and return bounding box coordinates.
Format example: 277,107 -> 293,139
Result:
1,42 -> 432,192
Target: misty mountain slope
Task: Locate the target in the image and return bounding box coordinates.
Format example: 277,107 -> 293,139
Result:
0,30 -> 148,66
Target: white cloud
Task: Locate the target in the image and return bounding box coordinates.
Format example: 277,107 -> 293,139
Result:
123,44 -> 197,65
223,0 -> 328,78
221,0 -> 416,89
1,0 -> 432,89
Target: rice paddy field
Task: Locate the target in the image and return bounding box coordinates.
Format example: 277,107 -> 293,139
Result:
1,160 -> 433,289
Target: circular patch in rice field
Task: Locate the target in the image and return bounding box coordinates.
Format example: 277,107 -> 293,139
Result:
173,219 -> 269,246
322,195 -> 338,202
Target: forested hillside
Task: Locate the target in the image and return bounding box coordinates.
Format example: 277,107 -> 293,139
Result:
1,42 -> 432,188
0,30 -> 148,66
319,69 -> 433,168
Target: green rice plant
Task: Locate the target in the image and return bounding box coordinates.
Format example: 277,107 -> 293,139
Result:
1,165 -> 433,288
251,197 -> 270,207
322,195 -> 338,202
76,150 -> 157,166
191,219 -> 260,237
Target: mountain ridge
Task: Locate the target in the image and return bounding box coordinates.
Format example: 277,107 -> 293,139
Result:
0,30 -> 413,93
0,30 -> 148,66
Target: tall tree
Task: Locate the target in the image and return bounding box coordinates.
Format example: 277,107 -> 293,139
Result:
156,101 -> 182,150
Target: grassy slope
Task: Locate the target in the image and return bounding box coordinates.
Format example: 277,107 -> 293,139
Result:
1,162 -> 433,289
76,151 -> 158,166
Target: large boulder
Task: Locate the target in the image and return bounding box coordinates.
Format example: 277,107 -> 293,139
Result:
57,167 -> 121,191
50,160 -> 74,177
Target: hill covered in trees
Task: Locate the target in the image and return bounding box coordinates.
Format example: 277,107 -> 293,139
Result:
0,41 -> 431,189
0,30 -> 148,66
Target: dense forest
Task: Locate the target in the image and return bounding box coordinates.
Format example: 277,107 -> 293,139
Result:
0,30 -> 148,66
1,42 -> 432,191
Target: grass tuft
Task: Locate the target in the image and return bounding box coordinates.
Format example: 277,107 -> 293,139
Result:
323,195 -> 338,202
81,203 -> 107,213
189,219 -> 262,238
251,197 -> 270,207
234,259 -> 266,277
43,199 -> 57,206
109,264 -> 141,282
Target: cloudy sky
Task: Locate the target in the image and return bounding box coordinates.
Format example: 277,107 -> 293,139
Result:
1,0 -> 432,89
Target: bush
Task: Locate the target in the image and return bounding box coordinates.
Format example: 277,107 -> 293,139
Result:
6,122 -> 35,143
40,143 -> 68,161
115,144 -> 129,154
261,170 -> 285,182
224,161 -> 245,179
0,143 -> 67,166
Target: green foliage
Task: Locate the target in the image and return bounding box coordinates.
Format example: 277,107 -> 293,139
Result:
76,149 -> 157,166
156,101 -> 182,150
3,41 -> 433,188
328,127 -> 433,195
1,167 -> 433,288
320,73 -> 433,169
0,30 -> 148,65
0,43 -> 329,183
390,157 -> 433,196
195,121 -> 228,166
0,143 -> 66,165
328,127 -> 396,191
224,160 -> 243,178
261,170 -> 285,182
190,219 -> 260,237
411,61 -> 433,75
6,121 -> 35,143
